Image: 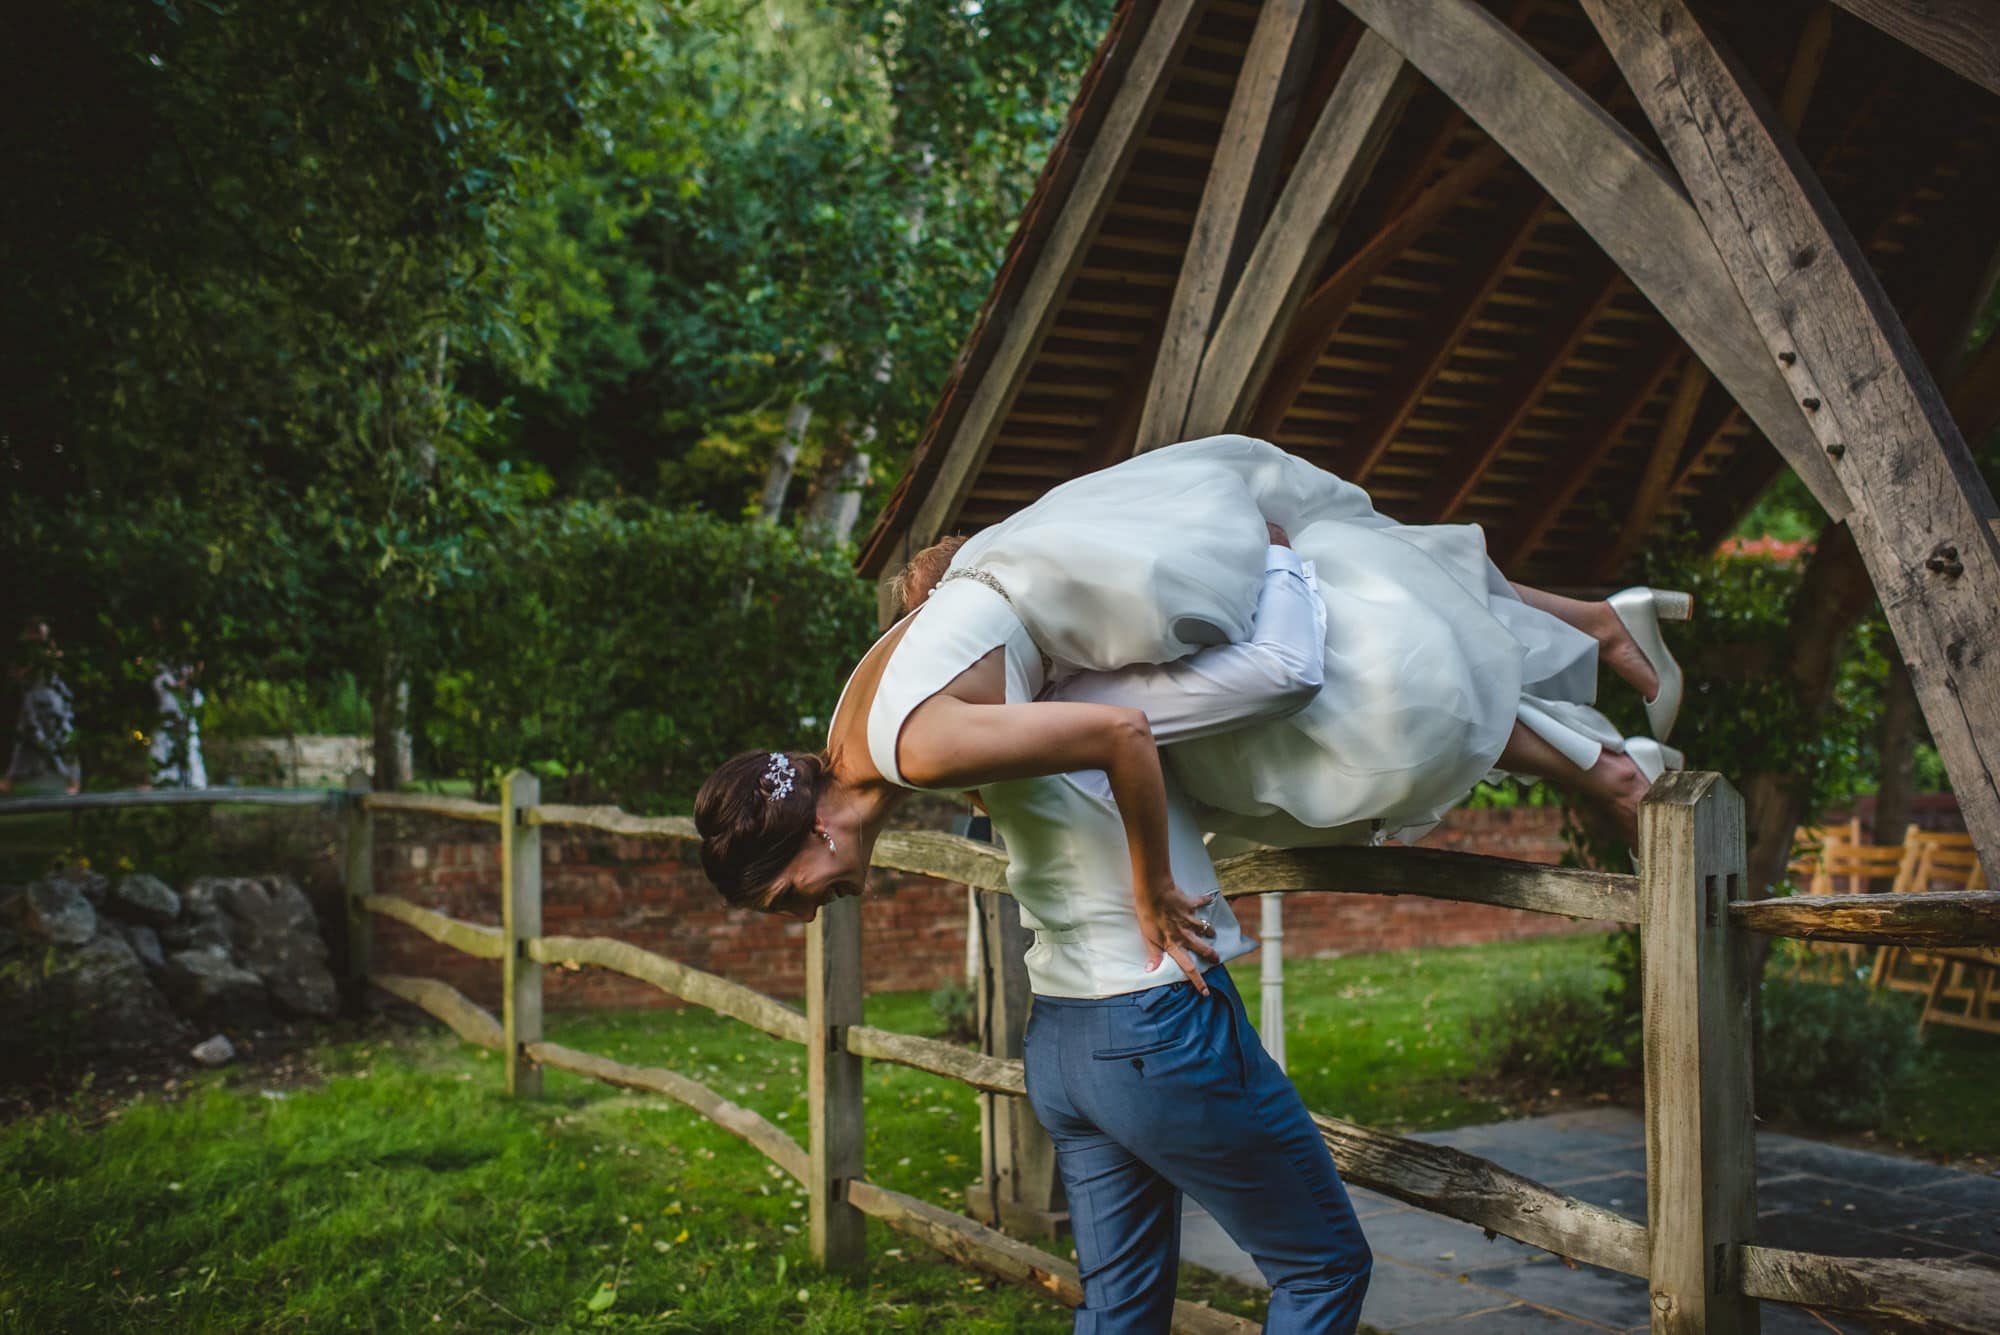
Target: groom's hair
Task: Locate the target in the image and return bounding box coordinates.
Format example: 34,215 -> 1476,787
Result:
694,749 -> 827,908
888,535 -> 967,618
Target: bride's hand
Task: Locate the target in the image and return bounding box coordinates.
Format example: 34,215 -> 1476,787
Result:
1138,880 -> 1221,995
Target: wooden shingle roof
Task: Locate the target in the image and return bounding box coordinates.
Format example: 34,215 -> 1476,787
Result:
858,0 -> 1999,588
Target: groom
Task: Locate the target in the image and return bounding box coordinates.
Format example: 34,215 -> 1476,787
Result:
962,526 -> 1372,1332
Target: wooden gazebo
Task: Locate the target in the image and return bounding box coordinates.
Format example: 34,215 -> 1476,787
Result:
857,0 -> 2000,871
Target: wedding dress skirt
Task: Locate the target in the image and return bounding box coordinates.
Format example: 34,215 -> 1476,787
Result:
946,435 -> 1621,843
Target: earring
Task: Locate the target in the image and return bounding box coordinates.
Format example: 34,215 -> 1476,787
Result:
820,830 -> 837,854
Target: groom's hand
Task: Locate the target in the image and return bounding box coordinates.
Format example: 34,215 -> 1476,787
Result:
1139,880 -> 1221,995
1266,521 -> 1290,547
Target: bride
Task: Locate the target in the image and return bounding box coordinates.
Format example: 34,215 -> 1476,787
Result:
696,435 -> 1688,973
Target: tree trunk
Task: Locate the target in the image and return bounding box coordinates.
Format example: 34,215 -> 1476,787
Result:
1738,520 -> 1879,989
371,652 -> 406,792
758,399 -> 813,523
1872,653 -> 1919,844
802,432 -> 871,548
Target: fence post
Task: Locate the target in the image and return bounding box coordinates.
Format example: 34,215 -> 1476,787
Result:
1639,771 -> 1756,1334
501,770 -> 543,1098
342,769 -> 373,1004
808,894 -> 866,1271
966,889 -> 1067,1238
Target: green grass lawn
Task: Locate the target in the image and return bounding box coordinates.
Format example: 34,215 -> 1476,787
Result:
3,935 -> 1994,1333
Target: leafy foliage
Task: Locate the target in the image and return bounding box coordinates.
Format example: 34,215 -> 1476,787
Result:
1469,961 -> 1639,1088
1756,976 -> 1921,1130
420,504 -> 877,806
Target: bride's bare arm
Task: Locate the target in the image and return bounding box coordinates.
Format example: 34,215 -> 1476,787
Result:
896,695 -> 1220,992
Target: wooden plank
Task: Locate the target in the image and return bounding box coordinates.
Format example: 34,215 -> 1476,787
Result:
808,895 -> 866,1270
1741,1245 -> 2000,1334
502,770 -> 542,1099
1249,141 -> 1517,444
1416,257 -> 1625,520
361,791 -> 504,824
901,0 -> 1212,551
965,888 -> 1065,1238
525,1040 -> 809,1184
1337,188 -> 1550,483
1637,771 -> 1755,1334
1731,890 -> 2000,948
1214,845 -> 1640,922
342,770 -> 373,991
1599,358 -> 1710,581
1506,331 -> 1686,567
1334,0 -> 1851,520
529,934 -> 809,1045
527,804 -> 696,840
846,1178 -> 1257,1334
1823,0 -> 2000,98
1136,0 -> 1318,453
1581,0 -> 2000,884
361,894 -> 505,960
1312,1114 -> 1648,1276
844,1024 -> 1030,1097
0,786 -> 341,815
871,829 -> 1011,892
372,974 -> 504,1050
1181,30 -> 1416,438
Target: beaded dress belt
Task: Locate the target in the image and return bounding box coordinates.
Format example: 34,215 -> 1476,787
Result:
936,567 -> 1055,682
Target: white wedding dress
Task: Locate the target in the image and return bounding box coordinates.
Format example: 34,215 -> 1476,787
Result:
932,435 -> 1623,845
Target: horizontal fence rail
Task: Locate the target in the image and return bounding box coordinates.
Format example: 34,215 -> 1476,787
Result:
17,773 -> 1998,1331
1732,890 -> 2000,946
0,786 -> 345,814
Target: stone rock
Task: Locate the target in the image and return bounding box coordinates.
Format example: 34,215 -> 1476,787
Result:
0,934 -> 189,1056
198,875 -> 338,1019
160,946 -> 268,1020
17,877 -> 97,946
109,873 -> 181,927
190,1034 -> 236,1067
120,921 -> 167,972
163,877 -> 236,953
59,868 -> 111,907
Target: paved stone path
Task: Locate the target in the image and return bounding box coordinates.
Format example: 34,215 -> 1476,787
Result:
1178,1107 -> 2000,1333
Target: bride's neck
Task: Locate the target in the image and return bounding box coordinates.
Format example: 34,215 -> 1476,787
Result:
823,768 -> 906,846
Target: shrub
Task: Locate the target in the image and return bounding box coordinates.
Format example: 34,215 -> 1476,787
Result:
1756,975 -> 1919,1130
419,502 -> 876,810
929,979 -> 978,1045
1470,966 -> 1638,1087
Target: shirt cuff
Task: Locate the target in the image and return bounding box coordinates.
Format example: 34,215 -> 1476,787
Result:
1264,544 -> 1306,576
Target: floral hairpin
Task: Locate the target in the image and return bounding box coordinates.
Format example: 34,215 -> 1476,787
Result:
762,751 -> 796,802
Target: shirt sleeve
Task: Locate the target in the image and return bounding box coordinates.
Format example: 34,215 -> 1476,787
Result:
1041,544 -> 1327,745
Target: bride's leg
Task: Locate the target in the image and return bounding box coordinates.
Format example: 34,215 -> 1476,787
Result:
1495,721 -> 1649,843
1507,582 -> 1660,700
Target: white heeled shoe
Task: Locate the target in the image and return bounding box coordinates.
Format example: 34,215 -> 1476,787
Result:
1607,586 -> 1692,741
1623,737 -> 1686,787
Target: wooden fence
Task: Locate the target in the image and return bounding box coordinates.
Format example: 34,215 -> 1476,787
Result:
10,773 -> 1998,1331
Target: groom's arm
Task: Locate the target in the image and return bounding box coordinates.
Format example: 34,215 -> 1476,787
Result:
1042,543 -> 1326,743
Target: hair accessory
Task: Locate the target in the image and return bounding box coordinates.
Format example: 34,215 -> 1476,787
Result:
762,751 -> 797,802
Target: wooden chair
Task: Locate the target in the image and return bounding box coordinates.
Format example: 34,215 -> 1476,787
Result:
1786,818 -> 1861,881
1917,861 -> 2000,1036
1792,839 -> 1905,978
1869,837 -> 1983,993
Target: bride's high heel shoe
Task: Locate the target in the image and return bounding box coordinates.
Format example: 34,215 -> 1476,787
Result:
1607,587 -> 1692,742
1623,736 -> 1685,787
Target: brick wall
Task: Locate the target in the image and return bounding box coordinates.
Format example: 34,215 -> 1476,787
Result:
366,806 -> 1594,1010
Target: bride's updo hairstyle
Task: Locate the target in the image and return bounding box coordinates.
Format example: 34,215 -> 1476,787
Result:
695,749 -> 826,908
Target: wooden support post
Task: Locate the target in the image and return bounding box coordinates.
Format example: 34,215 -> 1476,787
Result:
1181,30 -> 1414,441
1135,0 -> 1317,454
808,894 -> 866,1271
342,769 -> 373,1004
966,890 -> 1067,1239
1333,0 -> 1850,520
1258,893 -> 1286,1069
1582,0 -> 2000,881
1639,772 -> 1756,1334
501,769 -> 542,1099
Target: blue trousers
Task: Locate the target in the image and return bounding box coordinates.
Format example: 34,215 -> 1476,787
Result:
1024,965 -> 1372,1333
